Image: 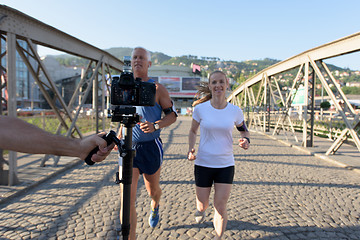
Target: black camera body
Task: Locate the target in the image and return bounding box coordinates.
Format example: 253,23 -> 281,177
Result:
111,56 -> 156,107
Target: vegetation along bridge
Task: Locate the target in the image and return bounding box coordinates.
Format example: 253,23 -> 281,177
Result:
0,4 -> 359,186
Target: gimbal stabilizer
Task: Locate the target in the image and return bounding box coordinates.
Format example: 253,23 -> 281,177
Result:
85,107 -> 140,240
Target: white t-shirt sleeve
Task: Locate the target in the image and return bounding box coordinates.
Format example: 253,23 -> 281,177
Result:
234,106 -> 244,126
192,105 -> 201,123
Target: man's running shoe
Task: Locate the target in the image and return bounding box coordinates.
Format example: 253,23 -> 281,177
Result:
149,204 -> 160,228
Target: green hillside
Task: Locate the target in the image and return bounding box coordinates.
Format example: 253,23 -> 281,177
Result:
52,47 -> 360,94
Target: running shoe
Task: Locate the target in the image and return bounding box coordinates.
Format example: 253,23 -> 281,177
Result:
194,210 -> 205,223
149,204 -> 160,228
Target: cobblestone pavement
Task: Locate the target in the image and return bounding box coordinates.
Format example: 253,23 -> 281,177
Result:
0,116 -> 360,239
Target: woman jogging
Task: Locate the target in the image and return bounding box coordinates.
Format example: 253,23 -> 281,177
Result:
188,70 -> 250,239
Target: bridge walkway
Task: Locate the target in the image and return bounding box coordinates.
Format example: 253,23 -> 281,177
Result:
0,116 -> 359,239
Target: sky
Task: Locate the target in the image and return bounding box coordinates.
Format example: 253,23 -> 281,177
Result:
2,0 -> 360,70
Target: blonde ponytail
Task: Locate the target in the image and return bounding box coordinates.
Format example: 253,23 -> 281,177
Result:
192,81 -> 212,107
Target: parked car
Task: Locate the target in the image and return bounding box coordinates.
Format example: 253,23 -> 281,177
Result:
17,107 -> 33,116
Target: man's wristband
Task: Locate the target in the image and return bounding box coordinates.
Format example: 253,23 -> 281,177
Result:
243,137 -> 250,144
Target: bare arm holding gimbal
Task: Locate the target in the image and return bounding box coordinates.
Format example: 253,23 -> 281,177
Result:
0,116 -> 114,162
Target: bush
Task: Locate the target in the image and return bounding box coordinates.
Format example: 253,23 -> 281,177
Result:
320,101 -> 331,110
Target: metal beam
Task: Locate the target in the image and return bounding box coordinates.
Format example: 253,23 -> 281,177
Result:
228,31 -> 360,100
6,32 -> 19,186
0,5 -> 123,71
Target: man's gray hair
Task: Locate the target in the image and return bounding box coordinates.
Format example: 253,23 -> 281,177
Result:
131,47 -> 151,60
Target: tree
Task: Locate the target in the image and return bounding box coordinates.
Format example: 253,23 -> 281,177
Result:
341,86 -> 360,95
320,101 -> 331,110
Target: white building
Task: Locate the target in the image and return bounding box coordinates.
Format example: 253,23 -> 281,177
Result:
149,65 -> 205,113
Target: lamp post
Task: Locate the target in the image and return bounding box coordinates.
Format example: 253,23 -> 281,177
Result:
31,82 -> 37,110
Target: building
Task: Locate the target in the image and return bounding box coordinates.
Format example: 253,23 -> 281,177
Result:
346,82 -> 360,87
1,39 -> 40,109
40,56 -> 82,84
149,65 -> 205,114
50,64 -> 205,115
40,55 -> 83,108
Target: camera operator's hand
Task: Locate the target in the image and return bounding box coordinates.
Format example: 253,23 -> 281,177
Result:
79,133 -> 115,162
139,121 -> 155,133
0,116 -> 115,161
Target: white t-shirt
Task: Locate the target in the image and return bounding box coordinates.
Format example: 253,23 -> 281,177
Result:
192,101 -> 244,168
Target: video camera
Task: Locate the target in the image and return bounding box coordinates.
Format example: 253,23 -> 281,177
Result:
111,56 -> 156,107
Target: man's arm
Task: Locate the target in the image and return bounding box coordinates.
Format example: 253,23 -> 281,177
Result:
155,83 -> 177,127
139,83 -> 177,133
0,116 -> 113,162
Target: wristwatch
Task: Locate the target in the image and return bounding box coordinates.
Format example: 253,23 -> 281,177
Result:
153,123 -> 160,131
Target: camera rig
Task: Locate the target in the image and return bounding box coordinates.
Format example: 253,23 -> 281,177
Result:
89,56 -> 156,240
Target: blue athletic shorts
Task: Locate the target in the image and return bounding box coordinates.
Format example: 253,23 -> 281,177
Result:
194,165 -> 234,188
119,138 -> 163,175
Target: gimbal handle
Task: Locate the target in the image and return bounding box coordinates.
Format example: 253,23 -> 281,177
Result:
84,130 -> 120,165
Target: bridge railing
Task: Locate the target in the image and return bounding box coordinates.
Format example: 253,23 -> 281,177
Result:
253,110 -> 359,145
229,54 -> 360,154
0,5 -> 123,185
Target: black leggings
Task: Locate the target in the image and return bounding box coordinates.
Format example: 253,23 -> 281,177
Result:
194,165 -> 235,188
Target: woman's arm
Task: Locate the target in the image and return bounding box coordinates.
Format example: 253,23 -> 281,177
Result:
236,121 -> 250,150
188,119 -> 200,160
